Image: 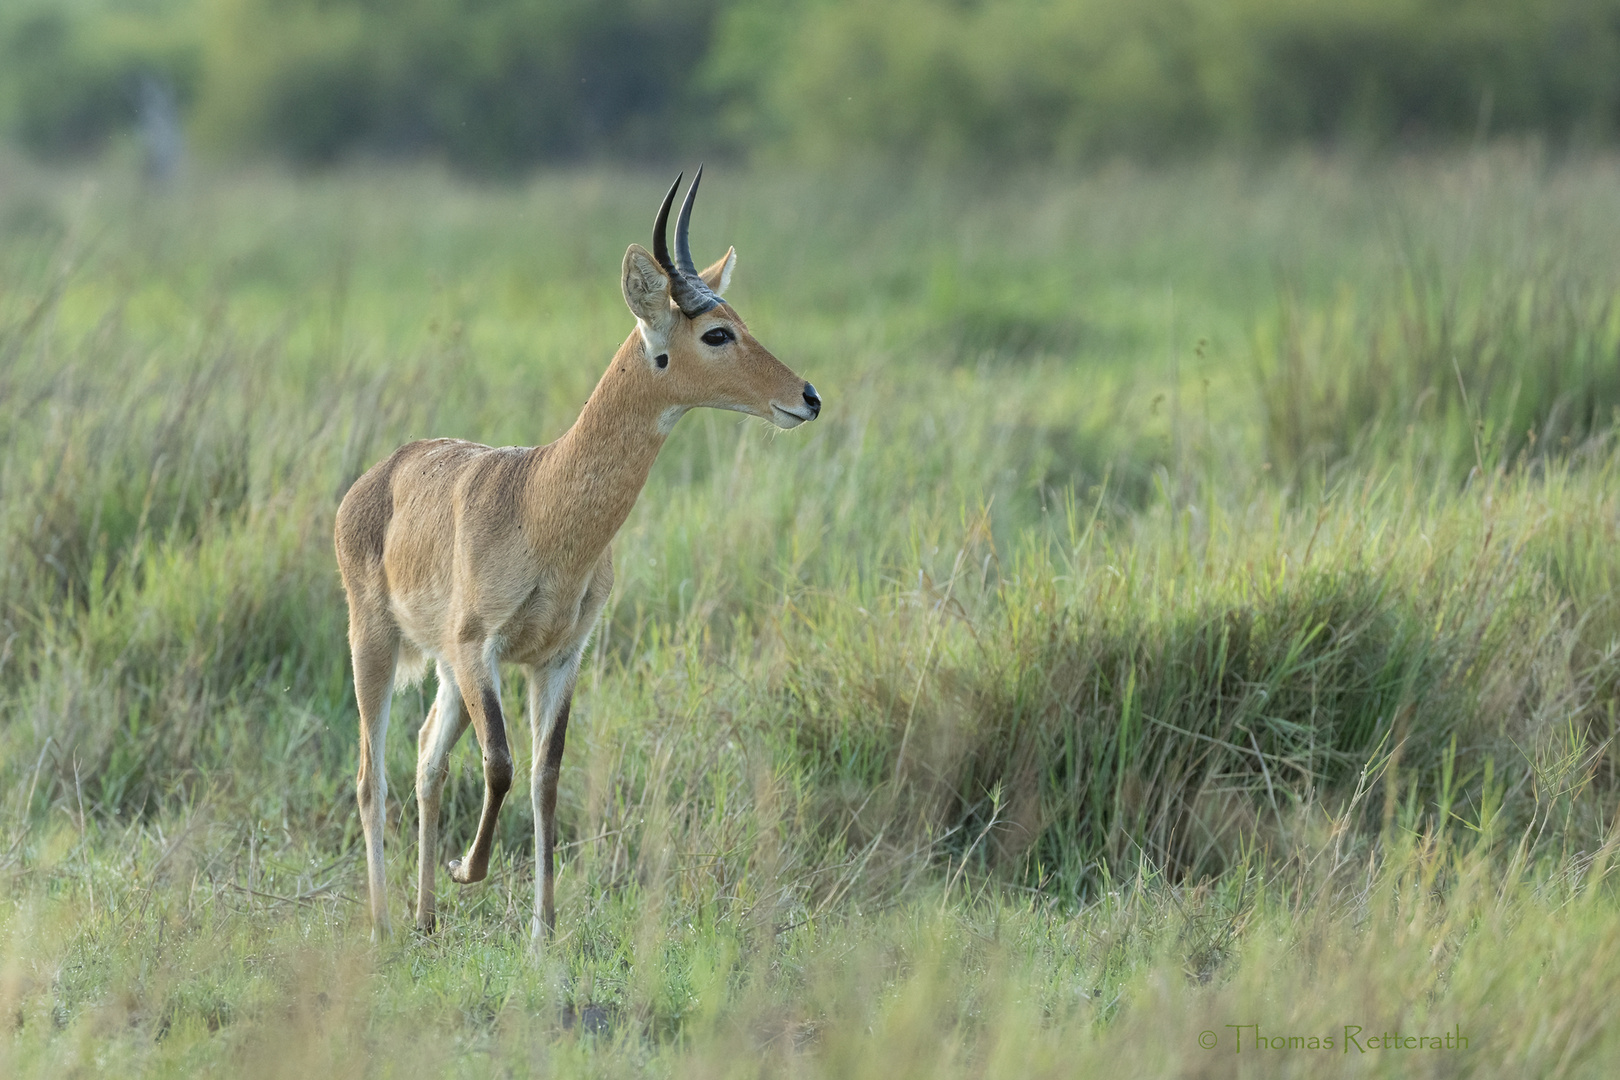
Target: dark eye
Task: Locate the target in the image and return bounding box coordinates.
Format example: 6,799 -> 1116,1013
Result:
701,327 -> 735,347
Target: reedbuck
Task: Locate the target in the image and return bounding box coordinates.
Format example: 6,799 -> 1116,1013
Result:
335,170 -> 821,939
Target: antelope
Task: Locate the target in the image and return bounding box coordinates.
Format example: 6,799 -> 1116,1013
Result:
334,170 -> 822,940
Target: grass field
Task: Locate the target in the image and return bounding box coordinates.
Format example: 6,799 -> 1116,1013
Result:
3,147 -> 1620,1077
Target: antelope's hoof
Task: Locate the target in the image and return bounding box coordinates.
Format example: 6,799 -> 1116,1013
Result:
415,913 -> 437,935
447,857 -> 482,885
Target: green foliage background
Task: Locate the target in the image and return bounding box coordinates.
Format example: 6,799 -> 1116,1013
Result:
5,0 -> 1620,169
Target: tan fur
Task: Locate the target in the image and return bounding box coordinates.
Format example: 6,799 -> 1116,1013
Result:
335,248 -> 818,940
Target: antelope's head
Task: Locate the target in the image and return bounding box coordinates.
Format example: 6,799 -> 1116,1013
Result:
621,169 -> 821,433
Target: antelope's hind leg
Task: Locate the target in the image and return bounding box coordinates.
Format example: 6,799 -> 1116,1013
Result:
415,661 -> 470,932
350,620 -> 399,941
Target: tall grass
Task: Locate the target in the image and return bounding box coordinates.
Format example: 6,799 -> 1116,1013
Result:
1258,262 -> 1620,478
2,148 -> 1620,1075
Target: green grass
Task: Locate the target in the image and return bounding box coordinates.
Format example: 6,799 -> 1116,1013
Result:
3,147 -> 1620,1076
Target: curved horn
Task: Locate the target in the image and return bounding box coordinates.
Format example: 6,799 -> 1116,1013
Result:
674,164 -> 704,279
652,172 -> 682,277
649,166 -> 722,317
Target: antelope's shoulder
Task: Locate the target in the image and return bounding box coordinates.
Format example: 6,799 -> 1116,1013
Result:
396,437 -> 504,484
381,438 -> 532,517
342,438 -> 490,504
450,442 -> 544,510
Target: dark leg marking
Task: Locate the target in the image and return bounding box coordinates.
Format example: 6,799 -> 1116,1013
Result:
448,679 -> 514,885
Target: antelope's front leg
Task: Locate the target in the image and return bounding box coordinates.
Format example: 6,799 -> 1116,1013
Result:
447,650 -> 513,886
528,654 -> 580,939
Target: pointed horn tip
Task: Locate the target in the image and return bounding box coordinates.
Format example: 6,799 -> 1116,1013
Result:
652,172 -> 683,271
681,165 -> 705,207
674,166 -> 707,277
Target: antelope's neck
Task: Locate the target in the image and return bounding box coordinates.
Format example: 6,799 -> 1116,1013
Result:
527,337 -> 669,566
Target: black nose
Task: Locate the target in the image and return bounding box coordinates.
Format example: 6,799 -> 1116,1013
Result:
803,383 -> 821,418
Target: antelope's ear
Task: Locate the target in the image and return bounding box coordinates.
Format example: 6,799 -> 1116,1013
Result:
623,244 -> 673,326
699,247 -> 735,295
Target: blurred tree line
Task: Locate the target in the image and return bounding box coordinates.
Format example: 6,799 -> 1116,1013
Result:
4,0 -> 1619,170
